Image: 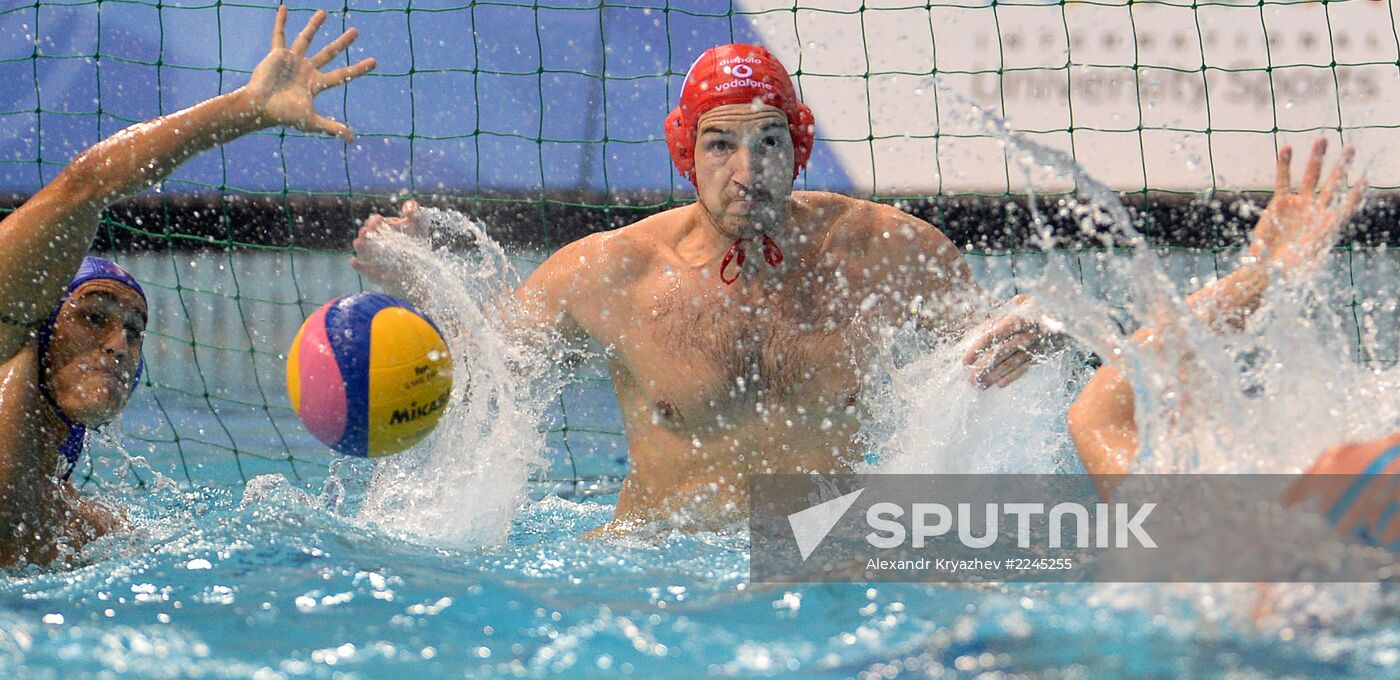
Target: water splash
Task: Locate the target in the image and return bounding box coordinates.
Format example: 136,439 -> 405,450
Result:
925,85 -> 1400,632
934,81 -> 1400,475
860,322 -> 1079,475
331,208 -> 568,546
89,421 -> 182,498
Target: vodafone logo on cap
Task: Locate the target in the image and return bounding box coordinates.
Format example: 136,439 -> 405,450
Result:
717,59 -> 772,93
714,77 -> 774,93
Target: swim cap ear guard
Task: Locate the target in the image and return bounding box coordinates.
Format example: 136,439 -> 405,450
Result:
36,256 -> 148,481
665,44 -> 816,186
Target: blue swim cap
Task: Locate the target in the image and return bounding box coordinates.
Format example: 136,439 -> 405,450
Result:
36,256 -> 148,481
69,256 -> 147,303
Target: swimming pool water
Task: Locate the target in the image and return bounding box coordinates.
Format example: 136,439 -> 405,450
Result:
7,247 -> 1400,678
5,398 -> 1400,679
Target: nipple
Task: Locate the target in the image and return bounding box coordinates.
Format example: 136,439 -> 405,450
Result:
655,400 -> 677,421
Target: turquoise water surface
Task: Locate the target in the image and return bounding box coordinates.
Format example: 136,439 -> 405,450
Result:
3,393 -> 1399,679
6,245 -> 1400,678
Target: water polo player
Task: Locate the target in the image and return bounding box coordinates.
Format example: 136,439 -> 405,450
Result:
1068,138 -> 1379,514
0,7 -> 374,566
352,43 -> 1064,532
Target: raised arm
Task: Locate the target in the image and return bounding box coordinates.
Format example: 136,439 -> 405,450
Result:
0,7 -> 374,361
1068,138 -> 1364,492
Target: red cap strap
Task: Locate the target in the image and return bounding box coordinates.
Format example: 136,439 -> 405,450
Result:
720,239 -> 746,285
760,234 -> 783,267
718,236 -> 785,285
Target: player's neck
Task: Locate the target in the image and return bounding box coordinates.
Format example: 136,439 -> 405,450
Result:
37,402 -> 74,461
692,200 -> 801,250
682,202 -> 814,286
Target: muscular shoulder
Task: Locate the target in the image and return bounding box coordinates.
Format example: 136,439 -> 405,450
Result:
520,208 -> 684,320
534,213 -> 673,290
515,210 -> 686,343
796,192 -> 963,270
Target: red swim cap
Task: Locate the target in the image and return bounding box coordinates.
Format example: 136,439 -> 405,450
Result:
665,44 -> 816,186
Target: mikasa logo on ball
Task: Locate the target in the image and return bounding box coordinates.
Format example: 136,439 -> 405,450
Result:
389,391 -> 450,426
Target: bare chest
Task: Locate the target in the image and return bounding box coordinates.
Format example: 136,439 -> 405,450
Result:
599,269 -> 892,424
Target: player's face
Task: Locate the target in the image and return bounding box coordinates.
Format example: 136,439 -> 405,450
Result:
45,283 -> 146,426
693,104 -> 795,235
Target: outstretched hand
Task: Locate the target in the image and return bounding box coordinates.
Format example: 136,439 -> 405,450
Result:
961,293 -> 1066,389
1250,137 -> 1366,276
244,7 -> 376,142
